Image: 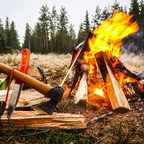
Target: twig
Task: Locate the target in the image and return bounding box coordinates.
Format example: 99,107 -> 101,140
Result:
17,129 -> 50,137
87,112 -> 113,125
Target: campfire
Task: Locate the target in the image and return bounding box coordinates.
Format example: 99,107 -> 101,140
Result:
62,10 -> 143,112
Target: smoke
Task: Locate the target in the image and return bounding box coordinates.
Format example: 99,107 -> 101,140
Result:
120,32 -> 141,55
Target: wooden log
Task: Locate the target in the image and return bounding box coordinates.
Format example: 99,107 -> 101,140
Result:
74,72 -> 88,106
0,111 -> 87,130
61,32 -> 93,99
95,52 -> 131,112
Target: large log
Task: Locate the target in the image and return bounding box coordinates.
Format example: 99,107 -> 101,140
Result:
0,111 -> 87,130
95,52 -> 131,112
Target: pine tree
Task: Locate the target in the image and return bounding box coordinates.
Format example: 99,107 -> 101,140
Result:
23,23 -> 31,51
57,6 -> 69,53
83,10 -> 91,39
5,17 -> 11,53
39,5 -> 50,54
129,0 -> 140,20
139,0 -> 144,19
101,7 -> 111,21
91,5 -> 102,31
111,0 -> 121,12
10,21 -> 20,52
68,23 -> 76,53
77,23 -> 85,45
49,6 -> 58,53
0,19 -> 6,54
32,22 -> 42,53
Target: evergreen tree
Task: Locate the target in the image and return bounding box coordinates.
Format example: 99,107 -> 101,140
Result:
5,17 -> 11,53
10,21 -> 20,52
0,19 -> 6,54
111,0 -> 121,12
101,6 -> 111,21
83,10 -> 91,39
129,0 -> 139,20
39,5 -> 50,54
49,6 -> 58,53
68,23 -> 76,53
23,23 -> 32,51
139,0 -> 144,19
77,23 -> 85,45
57,6 -> 69,53
32,22 -> 42,53
91,5 -> 102,31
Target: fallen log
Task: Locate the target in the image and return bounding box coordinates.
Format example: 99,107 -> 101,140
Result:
95,52 -> 131,112
0,111 -> 87,130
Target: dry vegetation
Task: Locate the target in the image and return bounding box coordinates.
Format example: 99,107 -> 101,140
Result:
0,52 -> 144,143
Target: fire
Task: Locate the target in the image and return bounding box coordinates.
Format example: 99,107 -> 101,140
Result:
115,72 -> 138,87
84,10 -> 139,101
84,10 -> 139,62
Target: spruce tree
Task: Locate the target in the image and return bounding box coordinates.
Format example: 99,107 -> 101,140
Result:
91,5 -> 102,31
139,0 -> 144,19
77,23 -> 85,45
32,22 -> 42,53
23,23 -> 31,51
0,19 -> 6,54
83,10 -> 91,39
101,7 -> 111,21
39,5 -> 50,54
111,0 -> 121,12
57,6 -> 69,53
10,21 -> 20,52
129,0 -> 140,20
68,23 -> 76,53
49,6 -> 58,53
5,17 -> 11,53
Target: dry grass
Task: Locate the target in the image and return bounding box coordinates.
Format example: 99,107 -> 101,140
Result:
0,53 -> 72,69
120,53 -> 144,71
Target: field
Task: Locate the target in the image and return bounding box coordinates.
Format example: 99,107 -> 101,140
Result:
0,52 -> 144,143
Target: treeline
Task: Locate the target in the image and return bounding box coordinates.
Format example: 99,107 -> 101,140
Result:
0,0 -> 144,54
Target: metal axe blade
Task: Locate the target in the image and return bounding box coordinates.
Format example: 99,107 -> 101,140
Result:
32,85 -> 64,115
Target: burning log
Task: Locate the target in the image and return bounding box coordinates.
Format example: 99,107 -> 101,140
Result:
74,72 -> 88,106
95,52 -> 131,112
61,32 -> 93,99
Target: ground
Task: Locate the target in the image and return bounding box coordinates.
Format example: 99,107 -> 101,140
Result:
0,53 -> 144,143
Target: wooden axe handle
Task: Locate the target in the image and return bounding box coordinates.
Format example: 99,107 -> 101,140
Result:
0,63 -> 53,97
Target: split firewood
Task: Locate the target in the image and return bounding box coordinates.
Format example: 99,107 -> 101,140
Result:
1,111 -> 87,130
74,72 -> 88,106
95,52 -> 131,112
61,32 -> 93,99
23,66 -> 47,89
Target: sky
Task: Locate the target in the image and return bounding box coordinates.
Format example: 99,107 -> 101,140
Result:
0,0 -> 133,45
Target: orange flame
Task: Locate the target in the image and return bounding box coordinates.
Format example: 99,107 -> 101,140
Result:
115,72 -> 138,87
85,10 -> 139,101
84,10 -> 139,62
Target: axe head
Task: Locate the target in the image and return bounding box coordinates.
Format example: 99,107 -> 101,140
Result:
32,85 -> 64,115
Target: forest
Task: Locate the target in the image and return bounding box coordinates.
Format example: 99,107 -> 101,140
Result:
0,0 -> 144,54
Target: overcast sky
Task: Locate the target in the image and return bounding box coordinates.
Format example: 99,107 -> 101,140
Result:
0,0 -> 133,45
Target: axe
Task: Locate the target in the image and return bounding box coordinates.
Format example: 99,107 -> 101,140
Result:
0,63 -> 64,116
